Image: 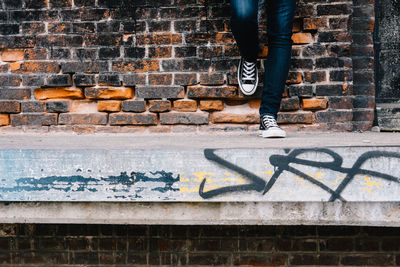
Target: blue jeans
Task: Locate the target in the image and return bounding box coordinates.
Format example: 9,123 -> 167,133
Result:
230,0 -> 296,118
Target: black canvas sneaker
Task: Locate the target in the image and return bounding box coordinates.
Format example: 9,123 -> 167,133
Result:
238,58 -> 258,96
259,114 -> 286,138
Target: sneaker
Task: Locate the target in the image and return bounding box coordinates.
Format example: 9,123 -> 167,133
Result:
259,114 -> 286,138
238,58 -> 258,96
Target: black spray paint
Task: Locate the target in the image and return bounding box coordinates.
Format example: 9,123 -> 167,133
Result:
199,148 -> 400,201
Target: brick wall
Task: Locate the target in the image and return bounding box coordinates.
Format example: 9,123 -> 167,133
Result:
0,0 -> 375,133
0,224 -> 399,265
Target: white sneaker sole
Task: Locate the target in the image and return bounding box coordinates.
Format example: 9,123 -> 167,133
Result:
238,59 -> 258,96
259,128 -> 286,138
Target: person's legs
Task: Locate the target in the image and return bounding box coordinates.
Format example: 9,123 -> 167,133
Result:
259,0 -> 296,118
230,0 -> 259,62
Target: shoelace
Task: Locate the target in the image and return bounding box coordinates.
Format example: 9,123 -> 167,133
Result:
242,61 -> 256,81
262,115 -> 279,128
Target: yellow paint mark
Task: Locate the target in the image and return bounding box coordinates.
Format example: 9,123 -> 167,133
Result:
315,172 -> 325,179
192,171 -> 215,182
180,187 -> 199,193
361,176 -> 383,195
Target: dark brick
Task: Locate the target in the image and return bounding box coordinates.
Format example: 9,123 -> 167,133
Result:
0,101 -> 20,113
10,113 -> 57,126
59,113 -> 107,125
21,101 -> 44,112
0,24 -> 19,35
73,74 -> 96,87
45,101 -> 70,113
148,74 -> 172,85
122,74 -> 147,86
109,113 -> 157,125
341,254 -> 395,266
98,74 -> 121,86
290,254 -> 340,265
174,73 -> 197,86
200,73 -> 225,85
71,252 -> 99,265
187,86 -> 236,98
99,47 -> 120,59
0,89 -> 31,100
149,100 -> 171,113
136,86 -> 184,99
189,253 -> 230,265
160,112 -> 208,125
45,75 -> 72,87
233,254 -> 287,266
280,97 -> 300,111
316,110 -> 353,123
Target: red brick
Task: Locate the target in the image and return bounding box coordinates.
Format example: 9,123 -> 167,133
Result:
303,18 -> 328,30
2,50 -> 24,61
199,100 -> 224,111
211,112 -> 259,124
136,33 -> 182,45
0,101 -> 20,113
249,100 -> 261,109
84,87 -> 133,100
98,101 -> 121,112
10,62 -> 60,73
302,98 -> 328,110
187,86 -> 237,98
148,74 -> 172,85
112,60 -> 159,72
292,33 -> 314,44
173,99 -> 197,112
10,113 -> 57,126
34,88 -> 84,100
160,112 -> 208,125
109,113 -> 157,125
59,113 -> 107,125
0,114 -> 10,125
149,100 -> 171,113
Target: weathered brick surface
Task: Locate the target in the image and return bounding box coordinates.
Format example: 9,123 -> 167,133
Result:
59,113 -> 107,125
121,100 -> 146,113
109,113 -> 157,126
160,112 -> 209,125
0,225 -> 398,266
199,100 -> 224,111
0,0 -> 374,131
149,100 -> 171,113
0,114 -> 10,125
173,99 -> 197,112
84,87 -> 133,100
34,88 -> 84,100
98,100 -> 121,112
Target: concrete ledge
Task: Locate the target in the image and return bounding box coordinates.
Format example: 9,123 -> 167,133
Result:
0,202 -> 399,226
